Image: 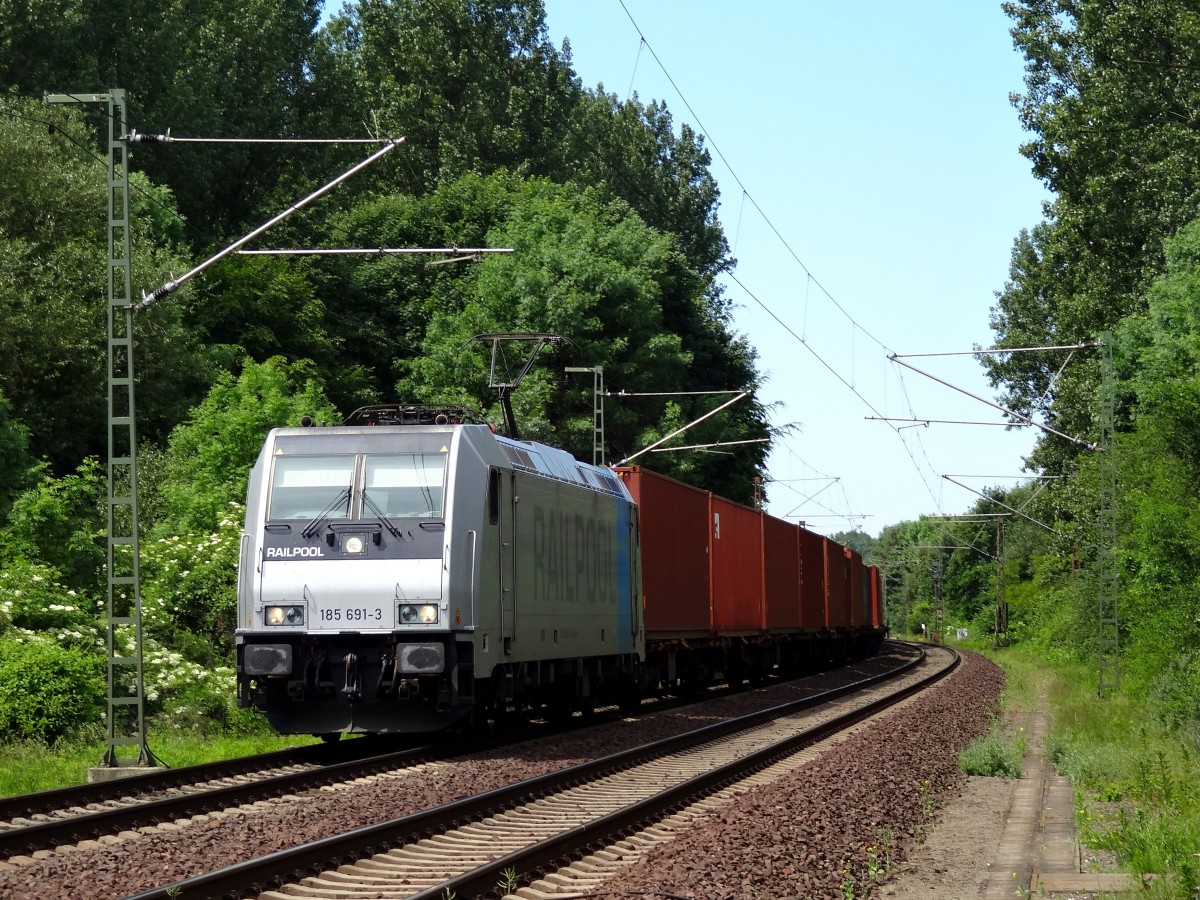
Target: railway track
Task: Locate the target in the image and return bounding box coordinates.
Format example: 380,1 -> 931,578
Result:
0,658 -> 826,862
0,737 -> 453,861
124,643 -> 953,900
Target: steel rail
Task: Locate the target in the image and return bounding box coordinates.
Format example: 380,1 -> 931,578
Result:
424,646 -> 958,900
0,739 -> 386,823
0,660 -> 838,857
125,644 -> 935,899
0,723 -> 575,859
0,743 -> 447,859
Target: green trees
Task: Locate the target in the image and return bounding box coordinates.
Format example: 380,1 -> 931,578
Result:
0,0 -> 774,742
987,1 -> 1200,468
390,174 -> 763,483
0,0 -> 323,237
0,96 -> 208,470
1105,220 -> 1200,718
966,1 -> 1200,735
0,640 -> 105,743
0,393 -> 31,524
956,209 -> 1200,727
0,462 -> 107,743
155,357 -> 339,535
314,0 -> 577,193
0,0 -> 766,479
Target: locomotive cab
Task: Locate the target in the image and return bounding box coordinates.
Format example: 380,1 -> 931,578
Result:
236,413 -> 476,734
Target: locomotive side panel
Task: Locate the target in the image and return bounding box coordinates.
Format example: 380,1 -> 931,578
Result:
617,467 -> 711,638
442,427 -> 504,637
763,514 -> 801,632
508,469 -> 633,661
710,496 -> 764,634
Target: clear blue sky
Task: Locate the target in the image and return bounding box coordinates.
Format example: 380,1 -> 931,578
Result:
542,1 -> 1051,536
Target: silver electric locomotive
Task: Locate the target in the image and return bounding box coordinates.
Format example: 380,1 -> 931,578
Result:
235,405 -> 643,736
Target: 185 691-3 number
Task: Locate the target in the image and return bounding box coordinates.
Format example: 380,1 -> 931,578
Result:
319,607 -> 384,623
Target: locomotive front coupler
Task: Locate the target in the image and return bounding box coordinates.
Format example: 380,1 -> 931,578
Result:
340,652 -> 362,700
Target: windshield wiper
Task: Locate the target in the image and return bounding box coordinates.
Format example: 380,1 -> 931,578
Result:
361,491 -> 403,539
300,488 -> 351,539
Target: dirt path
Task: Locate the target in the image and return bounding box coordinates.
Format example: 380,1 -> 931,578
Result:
879,775 -> 1016,899
881,695 -> 1119,900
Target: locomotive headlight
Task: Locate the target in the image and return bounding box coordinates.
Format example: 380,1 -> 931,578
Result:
265,605 -> 305,626
344,535 -> 364,554
399,603 -> 439,625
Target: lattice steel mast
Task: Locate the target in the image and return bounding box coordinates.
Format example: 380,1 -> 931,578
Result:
46,89 -> 156,768
1097,331 -> 1119,695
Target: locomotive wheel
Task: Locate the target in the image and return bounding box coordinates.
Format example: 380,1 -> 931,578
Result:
318,732 -> 342,744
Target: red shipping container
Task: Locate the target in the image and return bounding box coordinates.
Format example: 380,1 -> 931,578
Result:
615,467 -> 711,638
869,565 -> 885,628
846,548 -> 865,627
709,495 -> 764,634
762,514 -> 801,631
824,538 -> 850,628
797,527 -> 825,630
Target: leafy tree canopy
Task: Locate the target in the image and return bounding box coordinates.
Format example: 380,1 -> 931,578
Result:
156,356 -> 340,535
0,0 -> 324,238
0,95 -> 215,470
0,392 -> 32,523
0,458 -> 106,597
390,173 -> 769,500
987,1 -> 1200,470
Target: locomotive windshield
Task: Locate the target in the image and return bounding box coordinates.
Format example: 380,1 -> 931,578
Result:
363,454 -> 445,518
268,456 -> 354,520
266,452 -> 447,521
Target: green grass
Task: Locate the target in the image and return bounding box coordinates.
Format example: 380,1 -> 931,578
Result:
959,733 -> 1024,777
985,647 -> 1200,899
0,724 -> 318,798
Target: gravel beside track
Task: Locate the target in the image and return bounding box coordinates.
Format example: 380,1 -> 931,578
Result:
587,648 -> 1004,900
0,644 -> 959,899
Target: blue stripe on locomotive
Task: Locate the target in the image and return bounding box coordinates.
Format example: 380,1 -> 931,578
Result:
615,494 -> 632,654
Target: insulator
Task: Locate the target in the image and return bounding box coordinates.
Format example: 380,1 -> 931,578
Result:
135,280 -> 178,311
127,129 -> 170,144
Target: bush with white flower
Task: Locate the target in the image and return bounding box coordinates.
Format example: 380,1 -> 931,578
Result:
0,360 -> 337,740
0,558 -> 101,651
139,503 -> 243,660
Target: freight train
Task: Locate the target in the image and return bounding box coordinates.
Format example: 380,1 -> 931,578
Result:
234,405 -> 886,737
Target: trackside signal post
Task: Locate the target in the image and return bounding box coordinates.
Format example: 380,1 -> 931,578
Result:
46,89 -> 158,772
